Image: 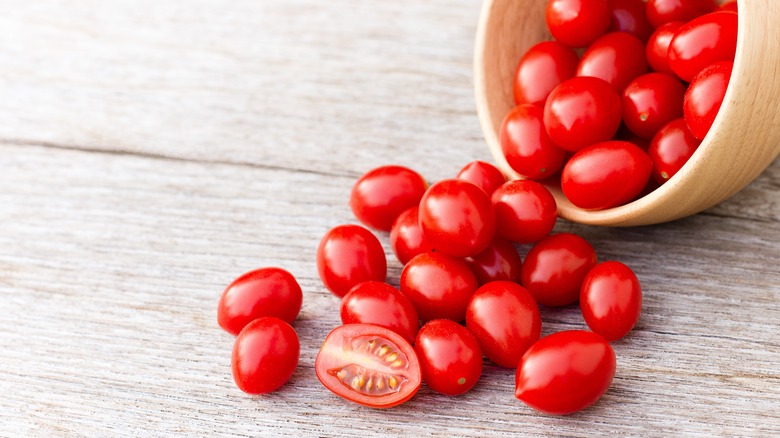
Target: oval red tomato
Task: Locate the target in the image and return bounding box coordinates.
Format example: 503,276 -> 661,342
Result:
349,165 -> 427,231
232,317 -> 299,394
315,323 -> 421,408
400,252 -> 479,322
500,104 -> 566,180
608,0 -> 653,42
415,319 -> 483,396
465,236 -> 523,285
389,207 -> 432,265
491,180 -> 558,244
622,72 -> 685,140
340,281 -> 420,345
546,0 -> 611,48
513,41 -> 579,106
580,261 -> 642,342
217,267 -> 302,336
576,31 -> 648,92
667,11 -> 738,82
683,61 -> 733,140
645,0 -> 716,29
648,118 -> 701,183
515,330 -> 616,415
316,224 -> 387,298
456,160 -> 506,196
466,281 -> 541,368
645,21 -> 683,75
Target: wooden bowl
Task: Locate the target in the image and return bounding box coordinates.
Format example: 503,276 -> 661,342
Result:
474,0 -> 780,226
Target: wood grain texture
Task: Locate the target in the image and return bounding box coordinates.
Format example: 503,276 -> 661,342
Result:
1,0 -> 779,436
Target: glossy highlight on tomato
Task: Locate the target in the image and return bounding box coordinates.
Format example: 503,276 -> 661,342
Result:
500,104 -> 566,180
515,330 -> 616,415
400,252 -> 478,322
316,224 -> 387,298
580,261 -> 642,341
513,41 -> 579,106
349,165 -> 427,231
315,323 -> 421,408
415,319 -> 483,396
232,317 -> 299,394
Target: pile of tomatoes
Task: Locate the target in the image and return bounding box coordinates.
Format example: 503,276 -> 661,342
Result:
503,0 -> 738,210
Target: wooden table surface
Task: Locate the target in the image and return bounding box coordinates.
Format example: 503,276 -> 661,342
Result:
2,1 -> 779,436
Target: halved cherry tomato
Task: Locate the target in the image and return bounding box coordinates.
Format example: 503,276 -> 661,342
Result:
415,319 -> 483,396
491,180 -> 558,244
340,281 -> 420,345
350,165 -> 427,231
622,72 -> 685,140
465,236 -> 523,285
648,118 -> 701,183
513,41 -> 579,106
400,252 -> 479,322
315,323 -> 422,408
232,317 -> 299,394
683,61 -> 733,140
645,0 -> 716,29
500,104 -> 566,180
608,0 -> 653,42
580,261 -> 642,341
645,22 -> 684,75
456,160 -> 507,196
316,224 -> 387,298
668,11 -> 738,82
546,0 -> 611,48
389,207 -> 432,265
576,31 -> 648,92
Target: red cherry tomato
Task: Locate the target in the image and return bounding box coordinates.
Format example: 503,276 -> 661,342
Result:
418,179 -> 496,258
400,252 -> 479,322
608,0 -> 653,42
645,0 -> 717,29
415,319 -> 483,396
546,0 -> 611,48
217,267 -> 302,336
232,317 -> 299,394
648,118 -> 701,183
561,141 -> 652,210
520,233 -> 597,307
316,224 -> 387,298
513,41 -> 579,106
349,165 -> 427,231
622,73 -> 685,139
466,281 -> 541,368
668,11 -> 738,82
315,323 -> 421,408
576,32 -> 648,92
456,160 -> 506,196
543,77 -> 623,152
340,281 -> 420,345
491,180 -> 558,244
515,330 -> 616,415
580,261 -> 642,341
718,1 -> 737,13
684,61 -> 733,140
389,207 -> 432,265
645,22 -> 684,75
500,104 -> 566,180
465,236 -> 523,285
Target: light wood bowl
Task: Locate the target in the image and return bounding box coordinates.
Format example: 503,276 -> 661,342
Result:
474,0 -> 780,226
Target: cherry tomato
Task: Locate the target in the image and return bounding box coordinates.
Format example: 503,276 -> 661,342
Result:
513,41 -> 579,106
466,281 -> 541,368
315,323 -> 421,408
543,77 -> 622,152
340,281 -> 420,345
465,236 -> 523,285
349,165 -> 427,231
580,261 -> 642,341
500,104 -> 566,180
316,224 -> 387,298
561,141 -> 652,210
520,233 -> 597,307
576,32 -> 648,92
645,22 -> 684,75
648,118 -> 701,183
217,267 -> 302,336
232,317 -> 299,394
718,1 -> 737,13
645,0 -> 717,29
389,207 -> 432,265
608,0 -> 653,42
418,179 -> 496,258
491,180 -> 558,244
456,160 -> 506,196
622,73 -> 685,139
668,11 -> 738,82
546,0 -> 611,48
683,60 -> 733,140
415,319 -> 483,396
515,330 -> 616,415
400,252 -> 479,322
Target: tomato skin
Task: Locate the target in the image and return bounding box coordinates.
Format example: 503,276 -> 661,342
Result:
543,77 -> 622,152
316,224 -> 387,298
340,282 -> 420,345
580,261 -> 642,342
645,22 -> 684,75
683,61 -> 733,140
315,323 -> 422,408
418,179 -> 496,258
608,0 -> 653,42
546,0 -> 611,48
718,1 -> 737,13
576,31 -> 648,92
349,165 -> 427,231
668,11 -> 738,82
622,73 -> 685,140
491,180 -> 558,244
520,233 -> 598,307
456,160 -> 507,196
400,252 -> 479,322
415,319 -> 483,396
466,281 -> 541,368
465,236 -> 523,285
561,141 -> 652,210
515,330 -> 616,415
513,41 -> 579,106
217,267 -> 302,336
500,104 -> 566,180
645,0 -> 717,29
232,317 -> 299,394
648,118 -> 701,183
389,207 -> 432,265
